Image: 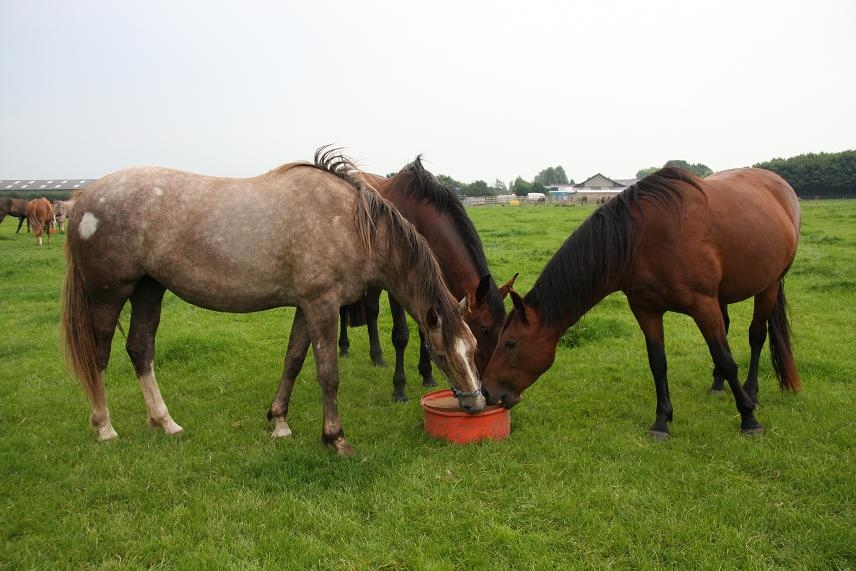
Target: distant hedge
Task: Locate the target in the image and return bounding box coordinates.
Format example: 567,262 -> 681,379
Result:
0,190 -> 74,201
754,150 -> 856,198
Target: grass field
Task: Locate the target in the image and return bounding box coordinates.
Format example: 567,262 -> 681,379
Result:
2,200 -> 855,569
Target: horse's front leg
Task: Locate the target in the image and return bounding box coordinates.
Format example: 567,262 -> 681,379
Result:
365,288 -> 386,367
269,309 -> 311,438
389,296 -> 410,402
337,306 -> 351,358
417,329 -> 437,388
306,304 -> 354,456
630,305 -> 672,439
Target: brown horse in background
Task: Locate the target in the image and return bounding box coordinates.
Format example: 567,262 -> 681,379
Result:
61,147 -> 484,456
338,157 -> 515,401
482,167 -> 801,438
0,197 -> 30,233
26,198 -> 54,246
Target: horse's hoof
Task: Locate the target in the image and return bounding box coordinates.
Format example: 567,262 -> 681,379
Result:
97,426 -> 119,441
372,357 -> 388,368
392,393 -> 408,403
741,425 -> 764,436
707,387 -> 726,395
328,436 -> 355,457
422,377 -> 438,388
271,420 -> 293,438
647,429 -> 671,441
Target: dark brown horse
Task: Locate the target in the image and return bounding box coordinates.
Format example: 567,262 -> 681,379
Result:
337,157 -> 515,401
0,197 -> 30,233
482,167 -> 801,437
26,198 -> 54,246
61,148 -> 484,456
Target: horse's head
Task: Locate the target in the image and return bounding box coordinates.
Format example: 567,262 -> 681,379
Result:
481,290 -> 557,409
424,305 -> 485,413
459,274 -> 518,376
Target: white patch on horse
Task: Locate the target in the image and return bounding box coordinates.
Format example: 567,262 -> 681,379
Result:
154,187 -> 164,196
79,212 -> 99,240
455,337 -> 479,391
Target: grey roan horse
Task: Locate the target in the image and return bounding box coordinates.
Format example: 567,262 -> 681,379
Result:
61,148 -> 484,455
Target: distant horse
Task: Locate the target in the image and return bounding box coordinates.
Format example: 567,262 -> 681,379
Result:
52,200 -> 72,232
61,148 -> 484,456
338,157 -> 515,401
0,197 -> 30,233
26,198 -> 54,246
482,167 -> 801,437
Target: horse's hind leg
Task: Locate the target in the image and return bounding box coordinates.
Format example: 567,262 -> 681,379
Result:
743,286 -> 779,404
709,302 -> 730,393
88,298 -> 128,440
692,299 -> 762,434
126,277 -> 182,435
269,309 -> 311,438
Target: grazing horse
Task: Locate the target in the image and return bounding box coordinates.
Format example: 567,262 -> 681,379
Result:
482,167 -> 801,437
338,157 -> 515,401
0,197 -> 30,233
26,198 -> 54,246
61,148 -> 484,456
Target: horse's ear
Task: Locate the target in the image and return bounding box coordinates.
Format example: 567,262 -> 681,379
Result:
499,273 -> 520,299
426,307 -> 441,329
475,275 -> 492,304
510,290 -> 528,324
457,295 -> 469,316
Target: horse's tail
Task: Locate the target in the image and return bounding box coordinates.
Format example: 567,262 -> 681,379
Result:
27,206 -> 43,236
768,280 -> 801,392
61,243 -> 101,406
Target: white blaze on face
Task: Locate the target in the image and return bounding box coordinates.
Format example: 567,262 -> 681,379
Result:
78,212 -> 99,240
455,336 -> 480,392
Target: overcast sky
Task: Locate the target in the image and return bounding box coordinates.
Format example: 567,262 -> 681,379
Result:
1,0 -> 854,185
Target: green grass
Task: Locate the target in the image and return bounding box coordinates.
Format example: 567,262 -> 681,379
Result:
2,201 -> 855,569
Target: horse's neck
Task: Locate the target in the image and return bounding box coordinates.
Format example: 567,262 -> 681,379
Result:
372,232 -> 440,327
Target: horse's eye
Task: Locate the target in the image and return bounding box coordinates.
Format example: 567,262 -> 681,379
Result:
504,339 -> 517,349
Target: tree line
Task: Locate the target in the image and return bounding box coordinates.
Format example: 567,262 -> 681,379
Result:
753,150 -> 856,198
433,151 -> 855,199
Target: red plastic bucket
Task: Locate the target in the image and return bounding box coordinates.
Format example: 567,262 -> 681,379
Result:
420,389 -> 510,444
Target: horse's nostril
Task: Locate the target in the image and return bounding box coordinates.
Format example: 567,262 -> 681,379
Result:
481,388 -> 491,401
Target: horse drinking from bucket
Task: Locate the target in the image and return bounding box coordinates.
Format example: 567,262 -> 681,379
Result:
26,198 -> 54,246
481,167 -> 801,437
61,147 -> 484,455
338,157 -> 515,401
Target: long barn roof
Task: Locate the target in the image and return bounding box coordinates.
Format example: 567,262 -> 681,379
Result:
0,179 -> 94,191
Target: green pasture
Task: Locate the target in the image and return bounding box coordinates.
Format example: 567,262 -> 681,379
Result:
2,201 -> 855,569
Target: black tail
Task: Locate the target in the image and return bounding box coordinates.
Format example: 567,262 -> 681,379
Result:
768,281 -> 801,392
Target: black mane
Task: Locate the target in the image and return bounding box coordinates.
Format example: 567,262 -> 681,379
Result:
524,167 -> 704,331
396,156 -> 504,320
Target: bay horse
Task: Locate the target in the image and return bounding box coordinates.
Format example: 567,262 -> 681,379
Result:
0,197 -> 30,233
61,147 -> 484,456
338,157 -> 515,401
26,198 -> 54,246
481,167 -> 801,438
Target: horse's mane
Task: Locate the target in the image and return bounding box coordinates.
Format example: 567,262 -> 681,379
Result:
309,147 -> 463,366
394,156 -> 505,322
525,167 -> 704,332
